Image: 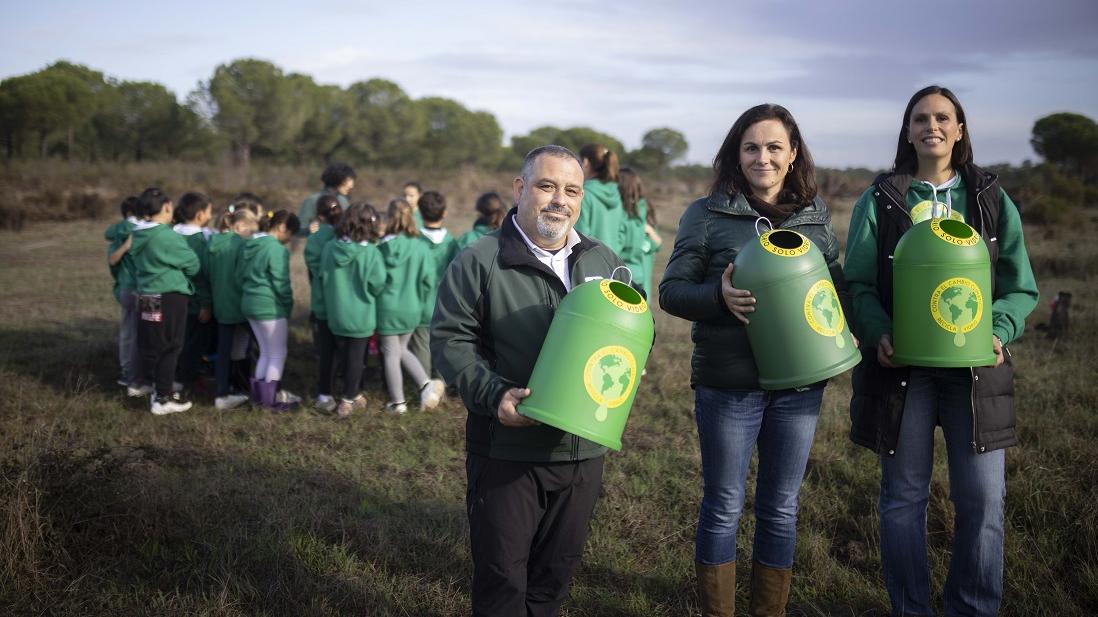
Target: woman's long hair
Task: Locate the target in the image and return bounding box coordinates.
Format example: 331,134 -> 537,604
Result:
710,104 -> 817,205
618,167 -> 645,219
386,198 -> 419,237
578,143 -> 620,183
892,85 -> 973,174
337,202 -> 382,243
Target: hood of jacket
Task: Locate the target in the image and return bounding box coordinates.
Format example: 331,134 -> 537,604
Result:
128,221 -> 168,258
206,231 -> 241,255
379,234 -> 412,268
583,179 -> 622,210
329,238 -> 368,267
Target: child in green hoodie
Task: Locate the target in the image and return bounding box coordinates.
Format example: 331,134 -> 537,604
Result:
617,168 -> 663,296
239,209 -> 301,411
576,143 -> 625,255
376,199 -> 444,414
208,203 -> 261,410
409,190 -> 458,378
304,194 -> 344,412
130,187 -> 200,415
456,191 -> 507,251
105,195 -> 144,395
172,192 -> 215,391
319,203 -> 386,418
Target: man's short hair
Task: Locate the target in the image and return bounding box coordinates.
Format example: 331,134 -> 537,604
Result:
418,190 -> 447,223
521,145 -> 582,184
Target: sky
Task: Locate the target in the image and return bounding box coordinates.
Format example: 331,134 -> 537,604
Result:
2,0 -> 1097,168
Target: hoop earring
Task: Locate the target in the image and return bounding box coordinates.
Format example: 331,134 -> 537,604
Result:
789,163 -> 794,173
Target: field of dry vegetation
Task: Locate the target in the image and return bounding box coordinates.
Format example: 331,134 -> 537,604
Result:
1,162 -> 1096,615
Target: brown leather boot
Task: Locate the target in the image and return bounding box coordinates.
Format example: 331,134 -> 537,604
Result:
747,561 -> 792,616
696,561 -> 735,617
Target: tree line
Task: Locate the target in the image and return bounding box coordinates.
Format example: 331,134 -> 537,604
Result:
0,59 -> 690,172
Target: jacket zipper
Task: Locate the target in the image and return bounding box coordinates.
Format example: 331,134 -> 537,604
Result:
970,368 -> 981,453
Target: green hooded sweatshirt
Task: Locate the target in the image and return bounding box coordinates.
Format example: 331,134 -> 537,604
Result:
418,227 -> 459,326
320,239 -> 387,338
206,232 -> 247,324
845,174 -> 1039,346
304,223 -> 337,319
129,221 -> 199,296
104,217 -> 137,302
377,234 -> 435,335
618,197 -> 650,293
575,179 -> 625,255
456,222 -> 496,251
297,189 -> 350,237
238,234 -> 293,320
174,224 -> 212,315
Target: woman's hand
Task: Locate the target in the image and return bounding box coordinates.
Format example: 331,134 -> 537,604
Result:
991,335 -> 1005,368
721,264 -> 756,324
877,334 -> 906,368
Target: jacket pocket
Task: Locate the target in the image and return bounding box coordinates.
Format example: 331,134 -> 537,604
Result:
973,356 -> 1016,450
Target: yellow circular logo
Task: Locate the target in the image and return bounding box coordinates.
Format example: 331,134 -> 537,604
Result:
759,230 -> 810,258
929,277 -> 984,347
909,200 -> 965,225
583,345 -> 638,422
803,280 -> 846,349
930,219 -> 979,247
599,279 -> 648,314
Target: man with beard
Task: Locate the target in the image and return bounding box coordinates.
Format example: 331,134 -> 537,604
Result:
432,145 -> 626,616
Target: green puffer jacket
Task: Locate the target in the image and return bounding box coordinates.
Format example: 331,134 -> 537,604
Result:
431,211 -> 624,463
659,191 -> 847,390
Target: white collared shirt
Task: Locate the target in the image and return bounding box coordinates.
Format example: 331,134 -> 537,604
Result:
511,214 -> 581,291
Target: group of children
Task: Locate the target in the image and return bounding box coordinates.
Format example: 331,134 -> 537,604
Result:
106,177 -> 511,417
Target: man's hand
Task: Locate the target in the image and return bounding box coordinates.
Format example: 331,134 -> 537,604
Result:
721,264 -> 755,325
497,387 -> 538,427
877,334 -> 906,368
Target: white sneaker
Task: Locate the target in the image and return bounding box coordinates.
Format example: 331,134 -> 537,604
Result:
151,393 -> 192,415
215,394 -> 249,410
385,401 -> 408,415
419,379 -> 445,410
127,384 -> 153,397
116,377 -> 129,387
314,395 -> 337,413
276,389 -> 302,405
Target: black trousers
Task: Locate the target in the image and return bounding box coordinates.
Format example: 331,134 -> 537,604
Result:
466,454 -> 604,617
138,292 -> 188,398
312,316 -> 341,397
177,310 -> 214,385
337,335 -> 369,400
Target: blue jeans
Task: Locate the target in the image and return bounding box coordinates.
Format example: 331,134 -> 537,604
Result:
880,367 -> 1005,617
694,384 -> 823,567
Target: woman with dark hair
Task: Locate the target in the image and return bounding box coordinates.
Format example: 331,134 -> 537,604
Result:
457,191 -> 507,250
297,162 -> 356,236
617,167 -> 662,295
845,85 -> 1038,617
575,143 -> 625,254
660,104 -> 847,616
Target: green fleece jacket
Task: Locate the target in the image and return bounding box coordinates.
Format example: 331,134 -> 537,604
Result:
239,234 -> 293,320
129,222 -> 199,296
845,174 -> 1039,346
377,234 -> 435,335
174,225 -> 212,315
304,223 -> 337,319
104,218 -> 137,302
457,222 -> 496,251
206,232 -> 247,324
576,179 -> 625,255
418,227 -> 459,326
618,198 -> 654,293
320,239 -> 387,338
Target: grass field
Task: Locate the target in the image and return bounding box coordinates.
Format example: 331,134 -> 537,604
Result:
1,172 -> 1096,616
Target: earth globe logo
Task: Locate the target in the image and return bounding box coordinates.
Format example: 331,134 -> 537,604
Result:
583,345 -> 638,423
803,280 -> 846,348
930,277 -> 984,346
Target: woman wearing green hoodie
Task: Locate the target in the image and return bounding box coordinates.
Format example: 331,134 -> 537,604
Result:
320,203 -> 386,418
376,199 -> 444,414
845,86 -> 1039,617
239,209 -> 301,411
575,143 -> 625,255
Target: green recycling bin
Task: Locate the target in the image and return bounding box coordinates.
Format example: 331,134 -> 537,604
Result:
732,228 -> 860,390
518,278 -> 654,451
892,218 -> 996,367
